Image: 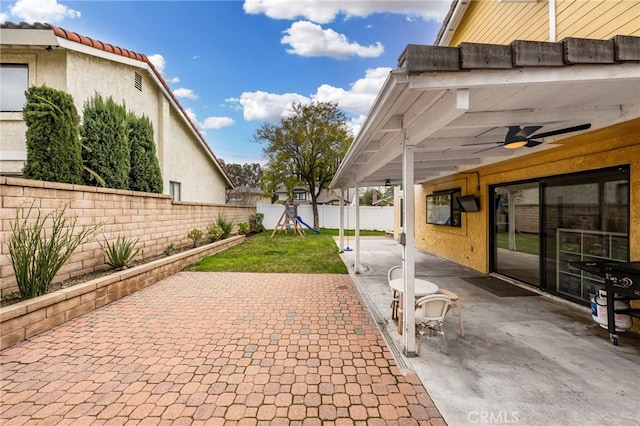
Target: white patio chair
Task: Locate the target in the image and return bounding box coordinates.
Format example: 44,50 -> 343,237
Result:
415,294 -> 451,355
437,288 -> 464,337
387,266 -> 403,320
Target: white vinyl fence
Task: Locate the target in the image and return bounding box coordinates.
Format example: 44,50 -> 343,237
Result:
257,203 -> 393,231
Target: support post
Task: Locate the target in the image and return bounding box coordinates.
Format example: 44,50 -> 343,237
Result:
402,141 -> 416,355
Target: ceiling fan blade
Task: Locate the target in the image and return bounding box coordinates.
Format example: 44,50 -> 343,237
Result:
532,123 -> 591,139
515,125 -> 543,139
505,126 -> 523,143
524,139 -> 542,148
471,145 -> 503,154
461,141 -> 500,147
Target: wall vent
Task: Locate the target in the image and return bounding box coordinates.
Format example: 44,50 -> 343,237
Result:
134,72 -> 142,91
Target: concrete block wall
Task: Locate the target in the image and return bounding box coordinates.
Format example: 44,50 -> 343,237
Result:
0,177 -> 255,295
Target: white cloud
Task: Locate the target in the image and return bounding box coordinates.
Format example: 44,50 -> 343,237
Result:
185,108 -> 234,132
228,91 -> 310,122
243,0 -> 449,24
0,12 -> 9,21
147,54 -> 166,74
282,21 -> 383,59
227,67 -> 391,125
314,67 -> 392,115
9,0 -> 80,23
202,116 -> 234,129
173,88 -> 198,100
147,53 -> 181,86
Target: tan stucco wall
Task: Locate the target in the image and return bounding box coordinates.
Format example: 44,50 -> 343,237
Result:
163,107 -> 228,204
450,0 -> 640,46
1,44 -> 229,204
414,119 -> 640,273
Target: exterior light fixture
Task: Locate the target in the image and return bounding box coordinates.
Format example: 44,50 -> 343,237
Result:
384,179 -> 392,186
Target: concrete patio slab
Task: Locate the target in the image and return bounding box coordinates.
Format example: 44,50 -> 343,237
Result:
341,237 -> 640,426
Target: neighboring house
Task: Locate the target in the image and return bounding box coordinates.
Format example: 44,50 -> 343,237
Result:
331,0 -> 639,352
226,185 -> 270,206
0,22 -> 234,204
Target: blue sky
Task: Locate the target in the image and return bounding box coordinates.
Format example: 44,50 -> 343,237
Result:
1,0 -> 449,164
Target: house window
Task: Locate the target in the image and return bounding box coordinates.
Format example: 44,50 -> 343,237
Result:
1,64 -> 28,111
293,191 -> 307,201
134,72 -> 142,91
427,188 -> 462,226
170,181 -> 181,201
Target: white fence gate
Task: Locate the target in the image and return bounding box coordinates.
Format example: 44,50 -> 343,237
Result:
257,204 -> 393,231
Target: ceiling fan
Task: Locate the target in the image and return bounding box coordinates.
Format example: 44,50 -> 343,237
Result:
464,123 -> 591,152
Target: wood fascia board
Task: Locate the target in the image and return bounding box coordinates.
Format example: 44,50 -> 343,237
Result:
408,63 -> 640,91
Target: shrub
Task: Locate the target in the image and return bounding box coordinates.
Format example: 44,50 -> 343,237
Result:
187,229 -> 204,247
22,85 -> 84,184
249,213 -> 265,233
238,222 -> 250,235
207,224 -> 223,242
128,113 -> 163,193
163,243 -> 175,256
216,214 -> 233,239
81,94 -> 130,189
102,235 -> 140,269
8,204 -> 101,299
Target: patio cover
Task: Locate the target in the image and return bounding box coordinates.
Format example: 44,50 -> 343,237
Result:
330,36 -> 640,355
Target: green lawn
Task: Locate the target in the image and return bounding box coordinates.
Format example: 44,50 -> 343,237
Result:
496,231 -> 539,255
186,229 -> 384,274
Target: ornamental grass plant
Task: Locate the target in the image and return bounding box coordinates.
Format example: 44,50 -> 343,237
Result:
8,204 -> 101,299
102,235 -> 140,269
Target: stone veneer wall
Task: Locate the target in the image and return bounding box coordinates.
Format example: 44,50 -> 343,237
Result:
0,177 -> 255,295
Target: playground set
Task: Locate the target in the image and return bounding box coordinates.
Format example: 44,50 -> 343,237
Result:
271,203 -> 320,237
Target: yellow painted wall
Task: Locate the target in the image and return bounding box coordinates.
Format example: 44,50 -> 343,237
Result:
449,0 -> 640,46
414,119 -> 640,273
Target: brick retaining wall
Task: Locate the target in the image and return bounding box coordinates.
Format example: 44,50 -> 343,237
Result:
0,235 -> 244,350
0,177 -> 255,295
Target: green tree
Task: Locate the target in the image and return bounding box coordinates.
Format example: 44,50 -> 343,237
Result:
22,85 -> 83,184
360,187 -> 394,206
255,102 -> 352,228
81,94 -> 130,189
128,113 -> 163,193
220,160 -> 263,187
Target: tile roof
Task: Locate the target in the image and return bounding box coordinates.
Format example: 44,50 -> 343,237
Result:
1,21 -> 235,187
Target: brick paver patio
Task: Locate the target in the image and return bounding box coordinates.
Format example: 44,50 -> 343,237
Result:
0,272 -> 445,425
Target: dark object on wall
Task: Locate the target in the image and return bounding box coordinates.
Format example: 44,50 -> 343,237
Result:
457,195 -> 480,212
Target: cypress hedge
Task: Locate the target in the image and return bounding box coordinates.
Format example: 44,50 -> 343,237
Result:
81,94 -> 130,189
128,113 -> 163,193
22,86 -> 83,184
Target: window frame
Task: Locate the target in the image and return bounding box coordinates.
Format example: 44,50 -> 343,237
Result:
426,188 -> 462,227
169,181 -> 181,201
0,63 -> 29,112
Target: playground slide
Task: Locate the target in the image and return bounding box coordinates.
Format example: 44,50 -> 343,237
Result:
296,216 -> 320,234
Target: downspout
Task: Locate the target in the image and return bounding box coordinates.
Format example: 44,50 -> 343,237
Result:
549,0 -> 557,42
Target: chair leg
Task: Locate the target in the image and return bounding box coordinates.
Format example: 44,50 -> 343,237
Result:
390,290 -> 399,320
455,300 -> 464,337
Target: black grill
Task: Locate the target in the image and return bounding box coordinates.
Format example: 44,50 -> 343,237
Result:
571,261 -> 640,346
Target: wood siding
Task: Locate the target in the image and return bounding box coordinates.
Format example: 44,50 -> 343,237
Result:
449,0 -> 640,46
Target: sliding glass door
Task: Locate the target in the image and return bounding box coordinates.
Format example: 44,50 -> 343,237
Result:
544,167 -> 629,302
493,182 -> 541,286
490,166 -> 630,303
